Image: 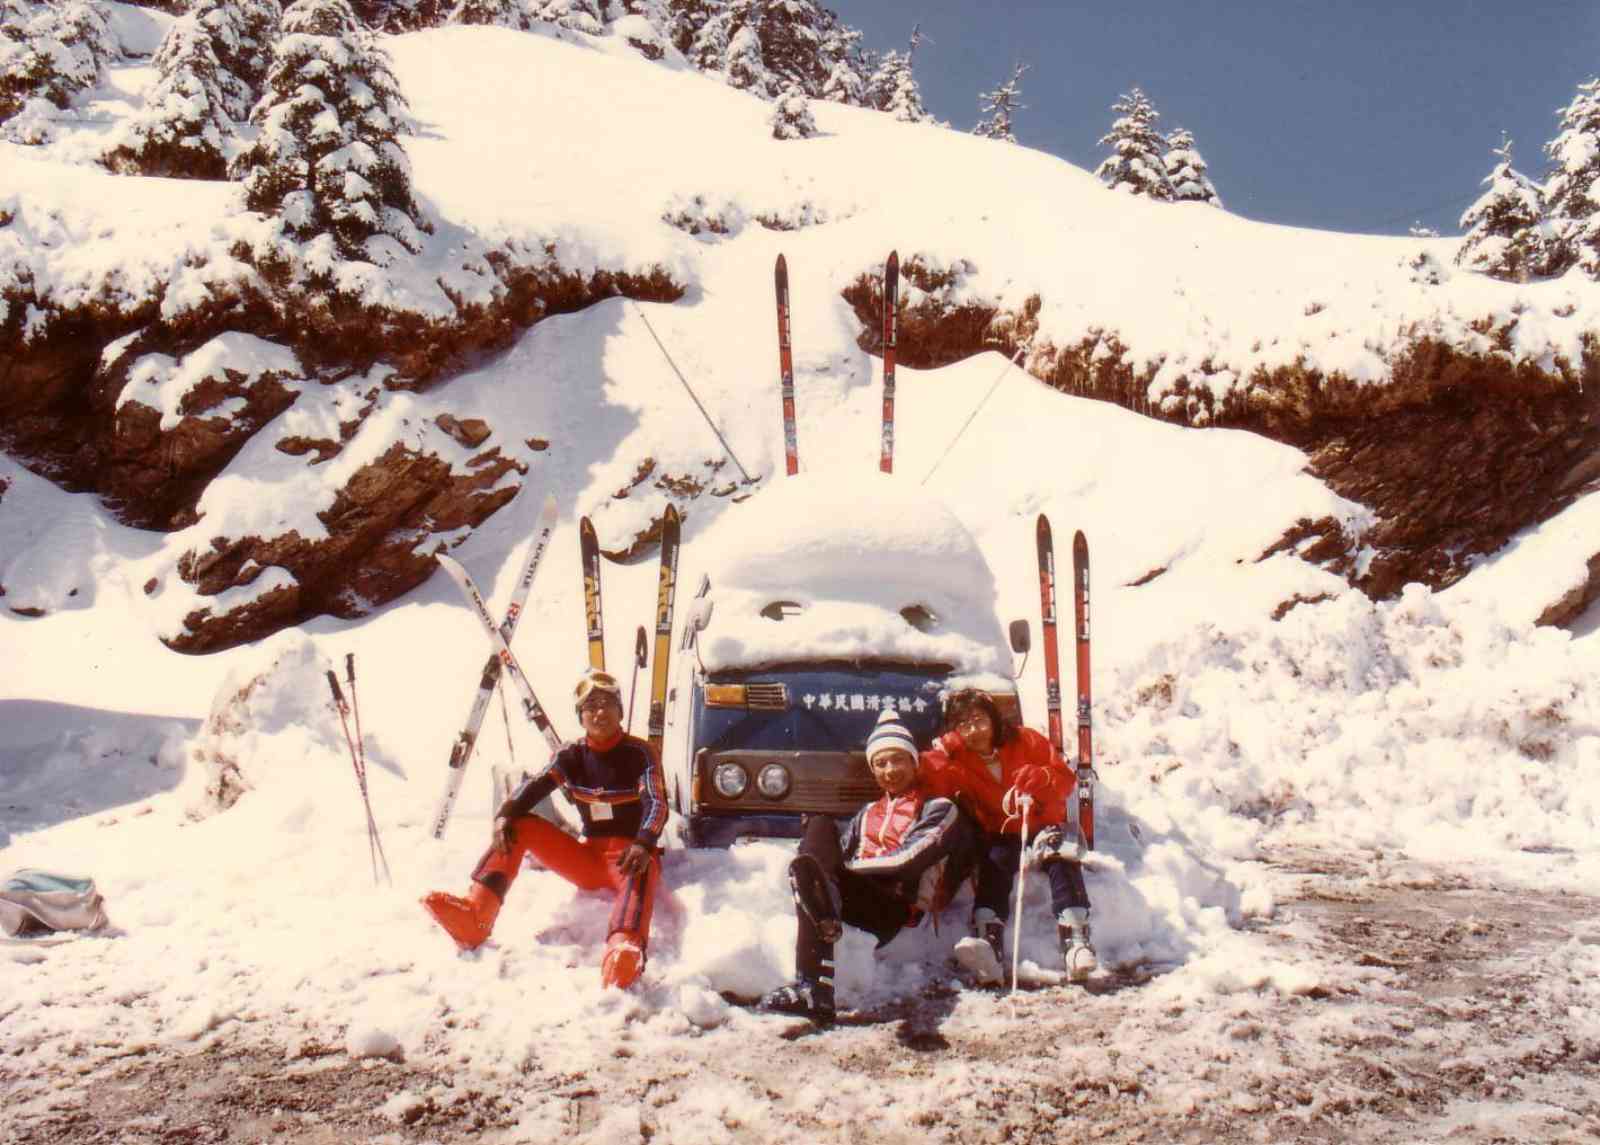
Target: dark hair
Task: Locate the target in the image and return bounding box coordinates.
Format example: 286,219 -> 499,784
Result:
941,688 -> 1012,748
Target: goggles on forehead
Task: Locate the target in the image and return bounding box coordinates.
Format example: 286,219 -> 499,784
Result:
574,669 -> 622,707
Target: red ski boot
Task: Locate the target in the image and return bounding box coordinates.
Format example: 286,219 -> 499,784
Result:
421,884 -> 499,951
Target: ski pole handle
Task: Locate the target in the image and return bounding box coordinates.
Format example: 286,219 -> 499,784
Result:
345,652 -> 356,685
326,670 -> 346,708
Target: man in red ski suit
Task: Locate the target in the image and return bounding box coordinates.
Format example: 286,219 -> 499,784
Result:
921,688 -> 1097,982
421,668 -> 668,990
761,708 -> 975,1025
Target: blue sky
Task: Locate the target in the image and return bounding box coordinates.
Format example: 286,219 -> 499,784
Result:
830,1 -> 1600,236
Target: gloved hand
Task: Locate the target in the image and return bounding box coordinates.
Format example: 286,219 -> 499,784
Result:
491,813 -> 516,855
935,730 -> 966,754
1011,765 -> 1054,799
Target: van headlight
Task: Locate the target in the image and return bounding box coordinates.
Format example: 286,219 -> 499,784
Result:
712,762 -> 749,799
756,762 -> 791,800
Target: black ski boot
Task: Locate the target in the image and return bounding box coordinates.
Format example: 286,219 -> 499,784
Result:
759,977 -> 836,1025
788,854 -> 843,942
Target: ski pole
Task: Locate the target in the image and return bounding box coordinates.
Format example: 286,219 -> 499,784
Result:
346,655 -> 393,885
327,669 -> 390,886
627,299 -> 756,484
627,625 -> 647,733
1012,794 -> 1032,995
921,346 -> 1025,486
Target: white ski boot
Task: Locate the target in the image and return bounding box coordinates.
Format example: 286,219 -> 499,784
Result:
954,909 -> 1006,985
1059,908 -> 1097,983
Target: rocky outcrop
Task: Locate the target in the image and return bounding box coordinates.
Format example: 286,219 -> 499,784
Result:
168,438 -> 523,653
844,262 -> 1600,627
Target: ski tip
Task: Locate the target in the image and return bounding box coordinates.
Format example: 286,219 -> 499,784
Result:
1073,529 -> 1088,550
776,252 -> 786,272
886,249 -> 898,269
1037,513 -> 1051,534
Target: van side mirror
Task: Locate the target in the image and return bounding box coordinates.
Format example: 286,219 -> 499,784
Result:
1008,619 -> 1031,654
688,597 -> 714,634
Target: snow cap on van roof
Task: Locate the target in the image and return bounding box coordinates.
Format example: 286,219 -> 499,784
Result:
691,473 -> 1014,677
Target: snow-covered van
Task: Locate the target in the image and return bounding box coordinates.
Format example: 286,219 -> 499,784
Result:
664,473 -> 1026,847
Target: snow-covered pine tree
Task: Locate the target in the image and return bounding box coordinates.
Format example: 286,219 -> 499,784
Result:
817,21 -> 865,105
1543,77 -> 1600,277
234,0 -> 429,276
1457,137 -> 1547,282
1163,127 -> 1220,206
723,3 -> 768,94
448,0 -> 532,28
1,0 -> 117,128
350,0 -> 449,31
102,13 -> 236,177
1095,87 -> 1173,200
196,0 -> 285,121
867,36 -> 927,123
533,0 -> 602,35
973,61 -> 1025,143
769,80 -> 814,139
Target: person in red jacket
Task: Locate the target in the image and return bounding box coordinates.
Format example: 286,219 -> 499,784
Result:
921,688 -> 1096,983
761,708 -> 975,1024
421,667 -> 668,990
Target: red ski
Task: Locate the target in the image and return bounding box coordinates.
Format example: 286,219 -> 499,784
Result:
1072,530 -> 1095,850
1036,515 -> 1064,754
775,254 -> 799,475
879,250 -> 898,474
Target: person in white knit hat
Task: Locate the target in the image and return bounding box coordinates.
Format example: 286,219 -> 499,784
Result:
760,708 -> 975,1025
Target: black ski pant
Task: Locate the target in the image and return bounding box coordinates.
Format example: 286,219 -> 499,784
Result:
791,814 -> 916,985
973,829 -> 1089,924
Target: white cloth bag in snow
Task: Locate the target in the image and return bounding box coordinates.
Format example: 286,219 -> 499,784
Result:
0,869 -> 109,936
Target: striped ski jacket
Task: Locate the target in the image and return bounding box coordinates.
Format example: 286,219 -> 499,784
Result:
505,732 -> 668,849
842,785 -> 968,913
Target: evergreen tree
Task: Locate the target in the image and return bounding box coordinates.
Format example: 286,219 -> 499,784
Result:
1457,137 -> 1547,282
973,60 -> 1025,143
817,21 -> 864,105
769,80 -> 814,139
193,0 -> 283,121
1163,127 -> 1220,206
534,0 -> 602,35
234,0 -> 429,271
448,0 -> 532,28
1095,87 -> 1173,200
723,3 -> 767,93
103,13 -> 235,177
1543,77 -> 1600,276
1,0 -> 117,125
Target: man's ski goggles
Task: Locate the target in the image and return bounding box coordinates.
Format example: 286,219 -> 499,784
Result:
573,669 -> 623,708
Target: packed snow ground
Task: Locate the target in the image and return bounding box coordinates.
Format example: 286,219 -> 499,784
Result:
3,10 -> 1600,1136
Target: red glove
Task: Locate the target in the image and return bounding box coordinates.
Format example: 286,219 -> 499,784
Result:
1011,765 -> 1054,800
935,730 -> 966,754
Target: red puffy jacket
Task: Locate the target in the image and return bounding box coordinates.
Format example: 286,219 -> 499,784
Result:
920,725 -> 1074,835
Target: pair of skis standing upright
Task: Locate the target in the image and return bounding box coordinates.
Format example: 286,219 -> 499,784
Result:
427,496 -> 680,839
781,250 -> 1096,849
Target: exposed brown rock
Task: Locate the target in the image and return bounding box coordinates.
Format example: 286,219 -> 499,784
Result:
166,440 -> 525,653
842,263 -> 1600,628
1534,551 -> 1600,628
435,413 -> 492,449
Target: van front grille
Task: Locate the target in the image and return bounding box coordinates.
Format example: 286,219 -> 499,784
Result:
744,683 -> 788,710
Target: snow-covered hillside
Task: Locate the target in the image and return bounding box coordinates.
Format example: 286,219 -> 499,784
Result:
3,10 -> 1599,1139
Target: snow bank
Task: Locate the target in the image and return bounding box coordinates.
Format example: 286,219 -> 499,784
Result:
1111,585 -> 1600,886
694,472 -> 1012,675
